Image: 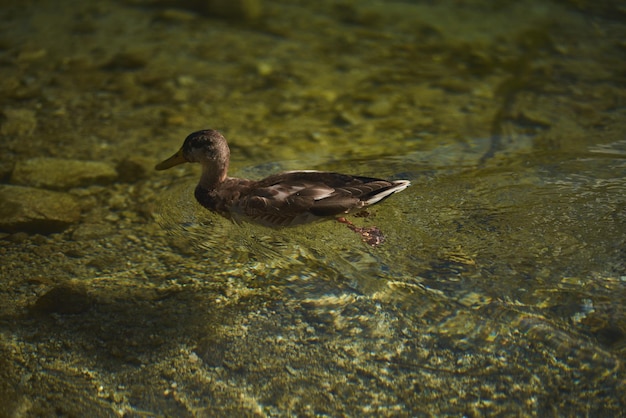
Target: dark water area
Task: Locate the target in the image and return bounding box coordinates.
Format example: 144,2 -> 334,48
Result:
0,0 -> 624,416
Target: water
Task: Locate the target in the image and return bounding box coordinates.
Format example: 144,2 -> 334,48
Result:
0,0 -> 624,416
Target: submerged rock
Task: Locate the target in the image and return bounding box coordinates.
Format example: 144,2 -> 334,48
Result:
101,51 -> 148,71
30,283 -> 92,315
0,185 -> 81,233
0,160 -> 13,182
116,155 -> 154,182
364,98 -> 394,117
1,108 -> 37,136
199,0 -> 262,21
11,157 -> 118,190
71,222 -> 114,240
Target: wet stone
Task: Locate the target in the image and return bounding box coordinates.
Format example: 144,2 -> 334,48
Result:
0,185 -> 81,233
155,9 -> 199,23
364,98 -> 394,117
71,223 -> 114,241
30,284 -> 91,315
1,108 -> 37,136
0,160 -> 14,181
11,157 -> 118,190
16,48 -> 47,63
116,155 -> 154,182
200,0 -> 262,21
101,51 -> 148,71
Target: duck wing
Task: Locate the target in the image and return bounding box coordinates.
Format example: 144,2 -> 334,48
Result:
236,171 -> 410,226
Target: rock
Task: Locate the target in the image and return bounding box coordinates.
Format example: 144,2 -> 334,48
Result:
16,48 -> 47,63
364,98 -> 394,117
116,155 -> 154,182
1,108 -> 37,136
155,9 -> 199,23
0,160 -> 13,182
0,185 -> 81,233
0,77 -> 41,100
71,223 -> 114,241
11,157 -> 118,190
199,0 -> 262,21
101,51 -> 148,71
30,284 -> 92,315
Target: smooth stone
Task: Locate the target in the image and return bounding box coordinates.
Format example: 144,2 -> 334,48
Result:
364,98 -> 394,117
0,160 -> 14,181
0,185 -> 81,233
2,80 -> 42,100
71,223 -> 114,241
30,284 -> 91,315
101,51 -> 148,71
200,0 -> 262,21
11,157 -> 118,190
116,155 -> 154,182
155,9 -> 199,23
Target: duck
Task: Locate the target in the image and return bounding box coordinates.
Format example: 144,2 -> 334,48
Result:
155,129 -> 410,231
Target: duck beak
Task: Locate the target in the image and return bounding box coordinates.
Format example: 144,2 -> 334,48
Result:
155,148 -> 187,170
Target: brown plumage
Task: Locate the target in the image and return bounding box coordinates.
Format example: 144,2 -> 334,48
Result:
156,130 -> 410,227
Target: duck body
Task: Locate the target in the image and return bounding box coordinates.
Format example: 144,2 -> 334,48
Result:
156,130 -> 410,227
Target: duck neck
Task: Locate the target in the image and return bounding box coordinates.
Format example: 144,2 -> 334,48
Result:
199,158 -> 229,191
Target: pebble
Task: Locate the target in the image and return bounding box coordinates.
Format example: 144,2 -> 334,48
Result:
116,155 -> 154,182
0,160 -> 14,181
2,79 -> 41,100
155,9 -> 199,23
17,48 -> 47,63
202,0 -> 262,21
1,108 -> 37,136
334,110 -> 360,126
71,223 -> 114,241
0,185 -> 81,233
30,284 -> 91,315
101,51 -> 147,71
11,157 -> 118,190
364,98 -> 394,117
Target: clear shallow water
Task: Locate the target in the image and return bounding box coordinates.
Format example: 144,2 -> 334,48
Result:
157,137 -> 625,310
0,0 -> 625,415
149,136 -> 626,413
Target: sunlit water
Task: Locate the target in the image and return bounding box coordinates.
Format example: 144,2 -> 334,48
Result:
140,131 -> 626,414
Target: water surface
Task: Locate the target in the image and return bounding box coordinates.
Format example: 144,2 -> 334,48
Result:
0,0 -> 624,415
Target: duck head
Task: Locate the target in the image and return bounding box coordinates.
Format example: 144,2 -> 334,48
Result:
156,129 -> 230,170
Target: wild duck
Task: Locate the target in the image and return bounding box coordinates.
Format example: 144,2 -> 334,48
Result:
156,130 -> 410,243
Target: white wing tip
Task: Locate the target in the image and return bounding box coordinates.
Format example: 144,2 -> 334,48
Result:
364,179 -> 411,206
392,180 -> 411,191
